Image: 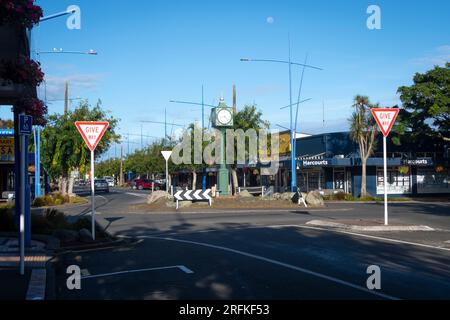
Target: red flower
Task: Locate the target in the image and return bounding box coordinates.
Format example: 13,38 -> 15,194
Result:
15,98 -> 48,126
0,0 -> 43,28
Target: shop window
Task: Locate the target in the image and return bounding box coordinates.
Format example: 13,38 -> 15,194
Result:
417,169 -> 450,194
376,167 -> 411,195
300,170 -> 325,193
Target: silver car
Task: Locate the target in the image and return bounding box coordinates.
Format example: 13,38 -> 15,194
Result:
94,179 -> 110,193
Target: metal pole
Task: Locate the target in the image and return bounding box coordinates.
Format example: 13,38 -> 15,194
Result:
288,35 -> 295,192
20,133 -> 25,275
165,159 -> 169,193
91,150 -> 96,240
202,85 -> 207,191
383,136 -> 388,226
34,127 -> 41,198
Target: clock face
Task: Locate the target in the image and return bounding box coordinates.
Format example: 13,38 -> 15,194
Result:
217,109 -> 232,125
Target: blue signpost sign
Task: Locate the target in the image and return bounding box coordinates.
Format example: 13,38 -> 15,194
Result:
18,114 -> 32,275
19,114 -> 33,136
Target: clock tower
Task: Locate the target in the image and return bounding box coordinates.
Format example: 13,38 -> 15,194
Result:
211,98 -> 233,196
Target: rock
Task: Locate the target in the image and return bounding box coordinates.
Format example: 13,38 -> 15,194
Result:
238,190 -> 254,198
79,228 -> 94,243
147,191 -> 170,204
280,192 -> 296,201
53,229 -> 79,242
306,191 -> 325,207
272,193 -> 281,200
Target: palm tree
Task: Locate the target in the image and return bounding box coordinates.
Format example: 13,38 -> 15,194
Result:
349,95 -> 378,197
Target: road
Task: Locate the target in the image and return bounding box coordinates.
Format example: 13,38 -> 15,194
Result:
52,188 -> 450,300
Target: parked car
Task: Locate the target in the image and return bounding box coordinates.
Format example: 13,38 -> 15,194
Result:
128,179 -> 162,190
94,179 -> 110,193
103,176 -> 115,187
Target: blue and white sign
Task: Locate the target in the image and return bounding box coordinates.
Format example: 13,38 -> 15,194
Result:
18,115 -> 33,136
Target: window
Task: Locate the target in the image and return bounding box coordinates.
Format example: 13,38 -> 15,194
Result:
376,167 -> 411,194
300,170 -> 325,193
417,169 -> 450,194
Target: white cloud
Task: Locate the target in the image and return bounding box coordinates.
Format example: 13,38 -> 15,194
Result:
411,45 -> 450,67
39,73 -> 105,101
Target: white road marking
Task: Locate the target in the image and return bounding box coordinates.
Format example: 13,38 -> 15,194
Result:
81,265 -> 194,280
268,224 -> 450,252
26,269 -> 46,300
126,192 -> 148,198
133,235 -> 398,300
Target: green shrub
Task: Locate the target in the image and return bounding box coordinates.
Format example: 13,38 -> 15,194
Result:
43,195 -> 55,206
32,197 -> 46,207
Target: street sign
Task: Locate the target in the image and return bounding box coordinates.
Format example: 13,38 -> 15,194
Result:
18,114 -> 33,136
74,121 -> 109,241
371,108 -> 400,226
371,108 -> 400,137
161,150 -> 172,161
161,151 -> 172,193
75,121 -> 109,151
174,189 -> 212,209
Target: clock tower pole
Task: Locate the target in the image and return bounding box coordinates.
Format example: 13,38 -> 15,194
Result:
212,98 -> 233,196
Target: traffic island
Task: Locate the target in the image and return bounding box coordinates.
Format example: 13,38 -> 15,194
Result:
136,191 -> 327,212
306,219 -> 435,232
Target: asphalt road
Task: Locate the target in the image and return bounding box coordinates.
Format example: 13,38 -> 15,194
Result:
53,189 -> 450,300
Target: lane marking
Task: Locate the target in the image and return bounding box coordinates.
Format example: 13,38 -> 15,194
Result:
131,235 -> 398,300
268,224 -> 450,252
126,192 -> 148,198
81,265 -> 194,280
26,269 -> 46,300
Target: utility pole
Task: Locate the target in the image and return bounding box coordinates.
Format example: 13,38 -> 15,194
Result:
233,84 -> 237,114
119,144 -> 124,186
64,80 -> 69,116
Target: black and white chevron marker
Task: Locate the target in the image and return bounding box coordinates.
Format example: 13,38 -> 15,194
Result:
174,189 -> 212,209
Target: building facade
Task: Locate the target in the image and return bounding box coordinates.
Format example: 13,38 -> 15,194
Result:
289,132 -> 450,197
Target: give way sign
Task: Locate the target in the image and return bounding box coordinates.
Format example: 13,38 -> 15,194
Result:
371,108 -> 400,137
75,121 -> 109,151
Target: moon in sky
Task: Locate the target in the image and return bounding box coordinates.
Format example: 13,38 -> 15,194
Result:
266,16 -> 274,24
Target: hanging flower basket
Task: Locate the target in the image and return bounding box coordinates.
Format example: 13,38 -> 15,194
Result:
0,55 -> 44,86
15,97 -> 48,126
0,0 -> 43,29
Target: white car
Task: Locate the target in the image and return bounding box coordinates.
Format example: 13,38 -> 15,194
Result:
103,176 -> 115,187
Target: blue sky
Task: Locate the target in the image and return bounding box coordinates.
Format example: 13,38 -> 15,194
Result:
2,0 -> 449,157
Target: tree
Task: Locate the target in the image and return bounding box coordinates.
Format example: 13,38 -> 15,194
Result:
396,63 -> 449,143
0,119 -> 14,128
95,158 -> 121,179
230,105 -> 270,195
348,95 -> 378,198
41,100 -> 120,194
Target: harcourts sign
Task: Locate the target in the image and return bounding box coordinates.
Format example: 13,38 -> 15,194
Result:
403,159 -> 433,166
301,160 -> 330,167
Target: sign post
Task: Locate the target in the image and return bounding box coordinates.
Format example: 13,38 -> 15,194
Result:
161,151 -> 173,193
371,108 -> 400,226
18,114 -> 32,275
75,121 -> 109,240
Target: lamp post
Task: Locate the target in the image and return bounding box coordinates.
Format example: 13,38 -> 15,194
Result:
240,40 -> 322,192
33,49 -> 97,199
170,88 -> 217,191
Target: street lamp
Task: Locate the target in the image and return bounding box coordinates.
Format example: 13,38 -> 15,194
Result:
33,49 -> 97,199
170,88 -> 217,191
241,40 -> 322,192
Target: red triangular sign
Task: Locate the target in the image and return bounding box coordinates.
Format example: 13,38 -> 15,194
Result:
75,121 -> 110,151
371,108 -> 400,137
